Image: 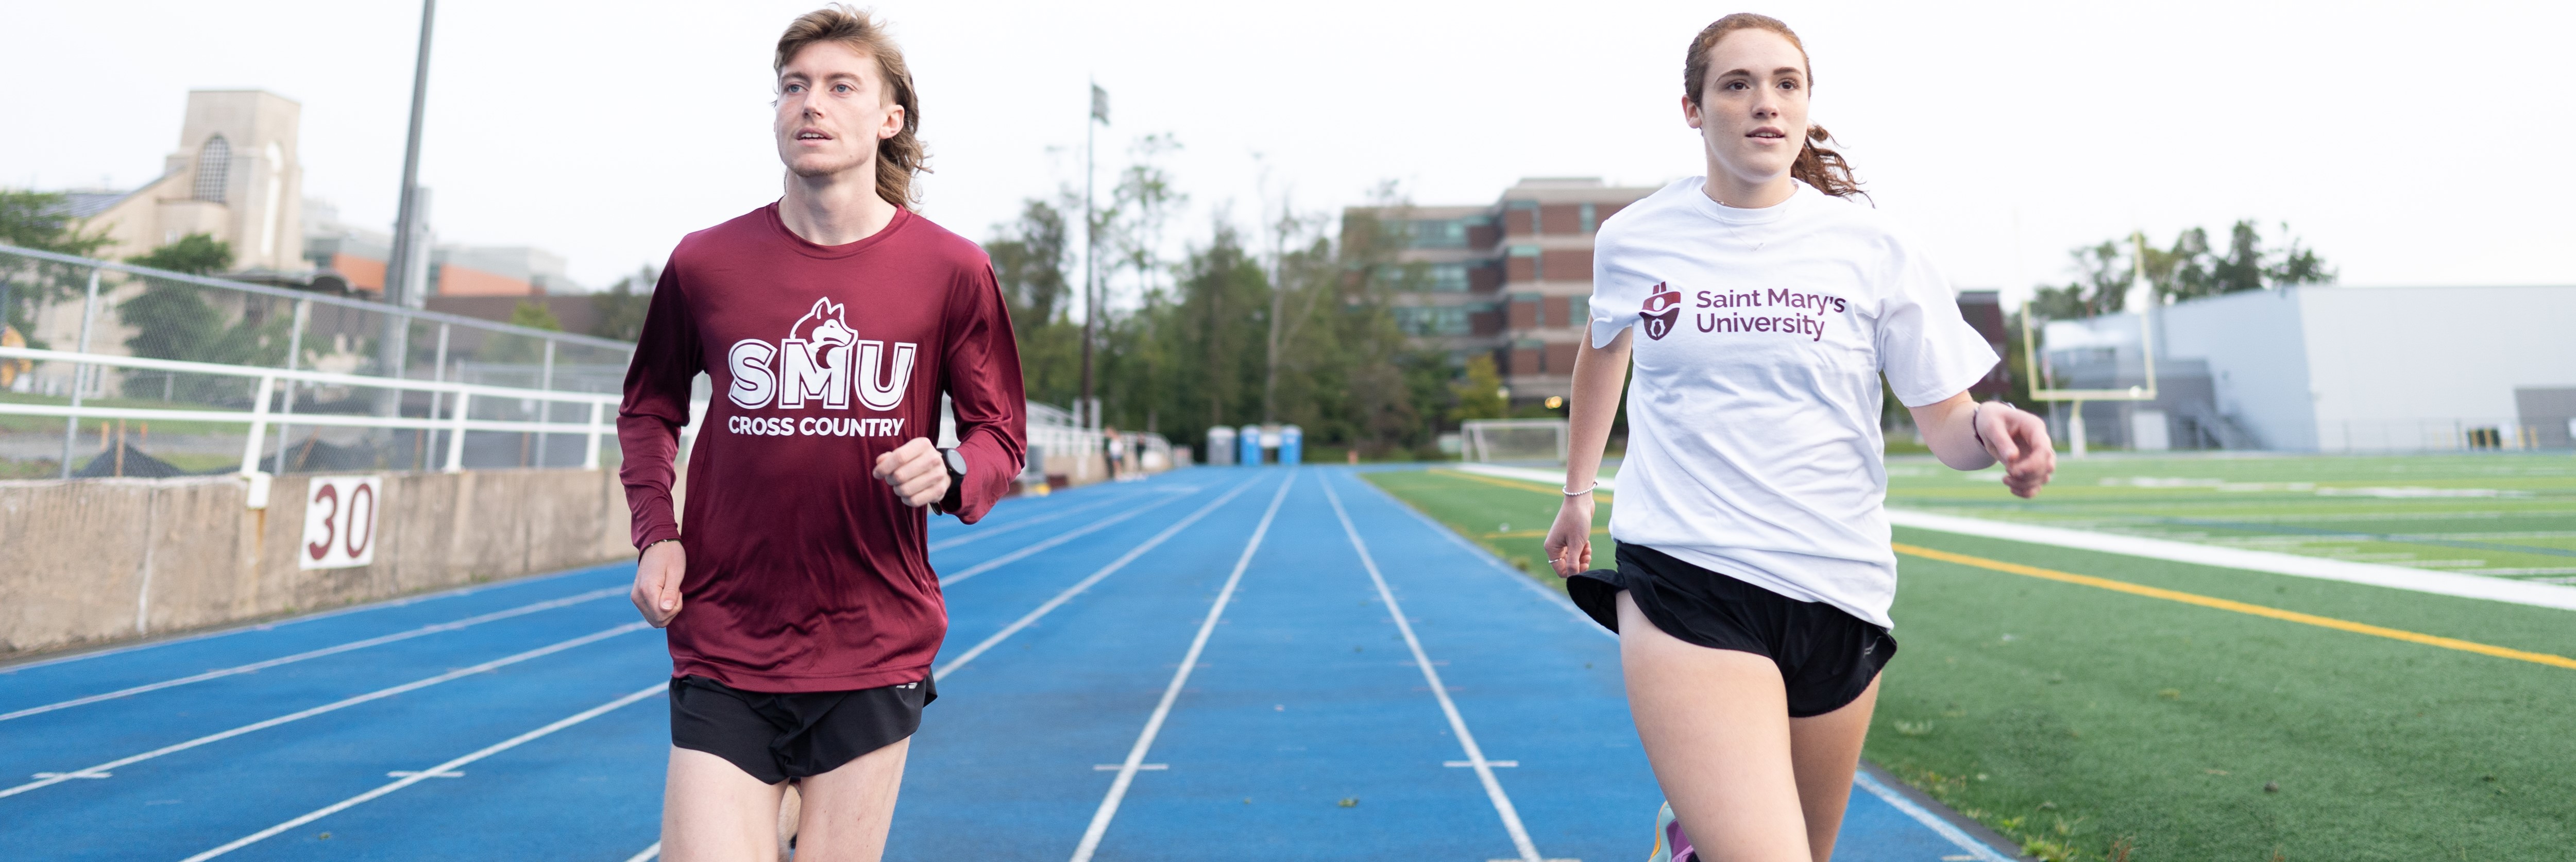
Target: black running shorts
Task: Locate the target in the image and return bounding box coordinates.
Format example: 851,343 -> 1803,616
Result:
668,674 -> 936,785
1568,544 -> 1895,718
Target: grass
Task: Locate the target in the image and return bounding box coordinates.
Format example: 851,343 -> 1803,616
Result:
1888,452 -> 2576,582
1363,461 -> 2576,861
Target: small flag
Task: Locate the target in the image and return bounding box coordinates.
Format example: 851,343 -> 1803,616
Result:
1090,83 -> 1109,124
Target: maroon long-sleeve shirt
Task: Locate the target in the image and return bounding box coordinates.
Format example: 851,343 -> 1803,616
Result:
618,204 -> 1025,692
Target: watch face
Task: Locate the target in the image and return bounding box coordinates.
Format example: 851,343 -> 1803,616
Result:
943,448 -> 969,476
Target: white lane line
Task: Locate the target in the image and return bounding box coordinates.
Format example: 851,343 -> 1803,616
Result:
1885,508 -> 2576,611
937,489 -> 1205,588
1851,769 -> 2016,862
0,622 -> 647,800
179,681 -> 666,862
1068,471 -> 1297,862
1379,477 -> 1610,639
2,586 -> 626,722
0,564 -> 621,675
932,474 -> 1269,682
928,496 -> 1124,551
1323,474 -> 1546,862
621,842 -> 662,862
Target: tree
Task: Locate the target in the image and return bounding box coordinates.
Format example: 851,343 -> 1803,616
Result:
118,234 -> 291,400
126,233 -> 233,275
987,199 -> 1082,410
589,265 -> 656,342
121,234 -> 236,363
2030,240 -> 2131,319
2035,222 -> 2337,320
1,190 -> 116,344
1447,354 -> 1509,424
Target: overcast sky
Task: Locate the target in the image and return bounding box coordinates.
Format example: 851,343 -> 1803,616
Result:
6,1 -> 2571,304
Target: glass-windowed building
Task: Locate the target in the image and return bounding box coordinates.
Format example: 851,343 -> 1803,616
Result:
1346,177 -> 1657,407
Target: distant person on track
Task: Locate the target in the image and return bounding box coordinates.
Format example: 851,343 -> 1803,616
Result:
616,6 -> 1025,860
1542,13 -> 2055,862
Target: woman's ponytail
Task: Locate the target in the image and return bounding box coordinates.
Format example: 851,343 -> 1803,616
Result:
1793,124 -> 1865,200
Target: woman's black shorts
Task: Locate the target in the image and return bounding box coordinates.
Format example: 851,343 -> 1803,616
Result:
669,674 -> 936,785
1568,544 -> 1894,718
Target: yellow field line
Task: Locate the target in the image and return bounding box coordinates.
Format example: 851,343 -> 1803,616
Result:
1893,543 -> 2576,671
1427,468 -> 1615,503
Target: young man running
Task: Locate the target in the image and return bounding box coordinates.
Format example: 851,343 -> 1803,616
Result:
618,7 -> 1025,860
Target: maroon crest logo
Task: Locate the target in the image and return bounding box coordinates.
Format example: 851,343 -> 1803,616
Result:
1640,284 -> 1683,341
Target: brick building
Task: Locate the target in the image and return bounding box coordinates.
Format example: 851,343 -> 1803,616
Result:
1348,177 -> 1658,407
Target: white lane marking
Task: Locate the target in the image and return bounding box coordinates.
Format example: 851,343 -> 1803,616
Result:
0,564 -> 619,675
1446,760 -> 1518,768
1,587 -> 627,722
30,772 -> 110,779
1379,476 -> 1609,638
383,770 -> 464,778
1852,769 -> 2016,862
928,495 -> 1125,551
1092,764 -> 1167,771
1069,471 -> 1297,862
937,490 -> 1204,588
622,842 -> 662,862
179,682 -> 666,861
931,474 -> 1269,682
1885,508 -> 2576,611
1323,474 -> 1546,862
0,622 -> 647,800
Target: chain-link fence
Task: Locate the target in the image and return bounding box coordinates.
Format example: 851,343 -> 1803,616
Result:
0,243 -> 642,480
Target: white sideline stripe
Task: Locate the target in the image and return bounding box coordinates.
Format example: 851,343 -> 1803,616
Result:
1448,462 -> 1612,489
1442,463 -> 2576,612
622,842 -> 661,862
928,496 -> 1123,551
179,682 -> 665,862
931,474 -> 1267,682
1884,508 -> 2576,611
937,491 -> 1200,588
1,587 -> 625,722
1852,770 -> 2017,862
0,564 -> 616,674
1068,472 -> 1297,862
0,622 -> 647,800
1378,476 -> 1608,639
1324,476 -> 1546,862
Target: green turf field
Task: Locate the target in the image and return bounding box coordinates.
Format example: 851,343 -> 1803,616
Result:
1364,461 -> 2576,862
1888,452 -> 2576,583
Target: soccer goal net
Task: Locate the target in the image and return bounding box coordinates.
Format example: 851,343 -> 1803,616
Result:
1461,418 -> 1570,464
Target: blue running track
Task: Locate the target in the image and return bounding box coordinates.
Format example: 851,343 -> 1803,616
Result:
0,467 -> 2019,861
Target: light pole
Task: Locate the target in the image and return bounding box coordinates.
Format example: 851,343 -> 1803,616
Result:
376,0 -> 436,420
1080,82 -> 1108,430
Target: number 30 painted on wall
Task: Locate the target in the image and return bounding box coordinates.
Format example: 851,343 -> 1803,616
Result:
300,475 -> 382,570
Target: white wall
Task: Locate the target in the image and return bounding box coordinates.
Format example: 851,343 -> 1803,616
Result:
2160,288 -> 2316,450
2296,285 -> 2576,449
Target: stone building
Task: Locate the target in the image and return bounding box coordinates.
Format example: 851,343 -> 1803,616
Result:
65,90 -> 306,274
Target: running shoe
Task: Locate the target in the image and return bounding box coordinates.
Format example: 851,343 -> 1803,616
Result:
1647,800 -> 1698,862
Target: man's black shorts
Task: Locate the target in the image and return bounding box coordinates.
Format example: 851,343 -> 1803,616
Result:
669,674 -> 936,785
1568,544 -> 1894,718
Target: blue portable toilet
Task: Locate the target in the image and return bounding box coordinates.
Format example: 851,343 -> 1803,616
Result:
1205,426 -> 1236,466
1239,424 -> 1264,466
1278,425 -> 1303,465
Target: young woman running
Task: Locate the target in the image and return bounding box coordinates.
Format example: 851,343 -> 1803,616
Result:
1543,13 -> 2056,862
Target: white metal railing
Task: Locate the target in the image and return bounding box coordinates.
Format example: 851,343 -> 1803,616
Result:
0,346 -> 620,482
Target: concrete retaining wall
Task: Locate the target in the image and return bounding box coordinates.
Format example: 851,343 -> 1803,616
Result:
0,469 -> 633,658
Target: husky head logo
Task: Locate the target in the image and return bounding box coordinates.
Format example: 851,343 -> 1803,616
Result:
1640,283 -> 1683,341
791,298 -> 855,349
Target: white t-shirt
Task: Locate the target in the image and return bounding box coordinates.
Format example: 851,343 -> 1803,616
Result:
1589,178 -> 1996,629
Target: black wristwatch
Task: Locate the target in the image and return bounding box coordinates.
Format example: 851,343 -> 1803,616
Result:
934,447 -> 968,515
